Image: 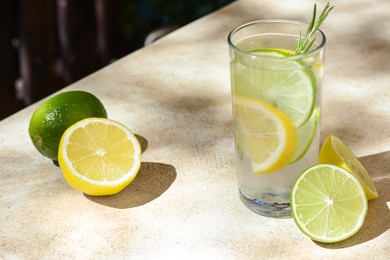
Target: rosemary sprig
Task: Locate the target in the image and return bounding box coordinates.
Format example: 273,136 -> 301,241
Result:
295,2 -> 334,55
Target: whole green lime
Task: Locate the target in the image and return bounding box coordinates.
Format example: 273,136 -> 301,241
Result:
29,91 -> 107,162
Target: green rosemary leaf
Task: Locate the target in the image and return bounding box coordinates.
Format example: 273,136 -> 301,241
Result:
295,2 -> 334,55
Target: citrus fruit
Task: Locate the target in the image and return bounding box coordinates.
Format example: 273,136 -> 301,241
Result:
58,118 -> 141,196
291,164 -> 368,243
233,96 -> 297,173
290,108 -> 320,163
29,91 -> 107,162
233,48 -> 316,127
319,135 -> 379,200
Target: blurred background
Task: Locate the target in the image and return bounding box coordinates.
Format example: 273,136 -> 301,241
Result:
0,0 -> 234,120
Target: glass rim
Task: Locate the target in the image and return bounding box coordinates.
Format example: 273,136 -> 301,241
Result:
227,19 -> 327,59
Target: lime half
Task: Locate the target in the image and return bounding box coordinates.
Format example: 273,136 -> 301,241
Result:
233,49 -> 316,127
291,164 -> 368,243
319,135 -> 379,200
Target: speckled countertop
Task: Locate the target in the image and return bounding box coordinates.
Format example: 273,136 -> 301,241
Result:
1,0 -> 389,259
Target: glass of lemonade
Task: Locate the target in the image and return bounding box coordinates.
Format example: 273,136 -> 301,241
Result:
227,20 -> 326,217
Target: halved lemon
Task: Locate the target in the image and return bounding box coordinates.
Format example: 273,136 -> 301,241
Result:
233,96 -> 297,173
291,164 -> 368,243
319,135 -> 378,200
58,118 -> 141,196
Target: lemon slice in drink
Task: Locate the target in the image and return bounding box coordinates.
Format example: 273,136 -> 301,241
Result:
319,135 -> 379,200
233,96 -> 297,173
58,118 -> 141,196
290,108 -> 320,163
291,164 -> 368,243
233,49 -> 316,127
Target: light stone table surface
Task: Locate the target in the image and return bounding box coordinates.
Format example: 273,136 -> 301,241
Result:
1,0 -> 389,259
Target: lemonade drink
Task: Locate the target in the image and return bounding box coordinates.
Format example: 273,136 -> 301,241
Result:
228,20 -> 326,217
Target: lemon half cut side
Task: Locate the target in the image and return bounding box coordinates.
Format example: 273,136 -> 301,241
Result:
319,135 -> 379,200
58,118 -> 141,196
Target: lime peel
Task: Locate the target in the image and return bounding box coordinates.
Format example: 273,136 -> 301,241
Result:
290,108 -> 320,163
28,91 -> 107,161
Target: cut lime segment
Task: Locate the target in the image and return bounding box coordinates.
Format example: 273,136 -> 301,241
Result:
232,48 -> 316,127
251,48 -> 291,57
291,164 -> 368,243
290,108 -> 320,163
233,96 -> 297,173
319,135 -> 379,200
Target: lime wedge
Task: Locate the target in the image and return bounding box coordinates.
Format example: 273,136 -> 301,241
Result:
233,96 -> 297,173
319,135 -> 379,200
291,164 -> 368,243
232,49 -> 316,127
290,108 -> 320,163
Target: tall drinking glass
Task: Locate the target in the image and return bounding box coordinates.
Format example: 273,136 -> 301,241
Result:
228,20 -> 326,217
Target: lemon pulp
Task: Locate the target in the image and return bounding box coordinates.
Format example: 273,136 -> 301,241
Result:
58,118 -> 141,196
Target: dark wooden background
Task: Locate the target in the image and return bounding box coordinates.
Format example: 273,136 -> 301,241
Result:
0,0 -> 234,120
0,0 -> 133,120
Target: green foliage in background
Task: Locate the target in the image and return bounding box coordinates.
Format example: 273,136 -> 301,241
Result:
120,0 -> 234,47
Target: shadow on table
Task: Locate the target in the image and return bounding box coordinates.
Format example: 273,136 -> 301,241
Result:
135,134 -> 148,154
85,162 -> 177,208
316,150 -> 390,248
85,134 -> 177,208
